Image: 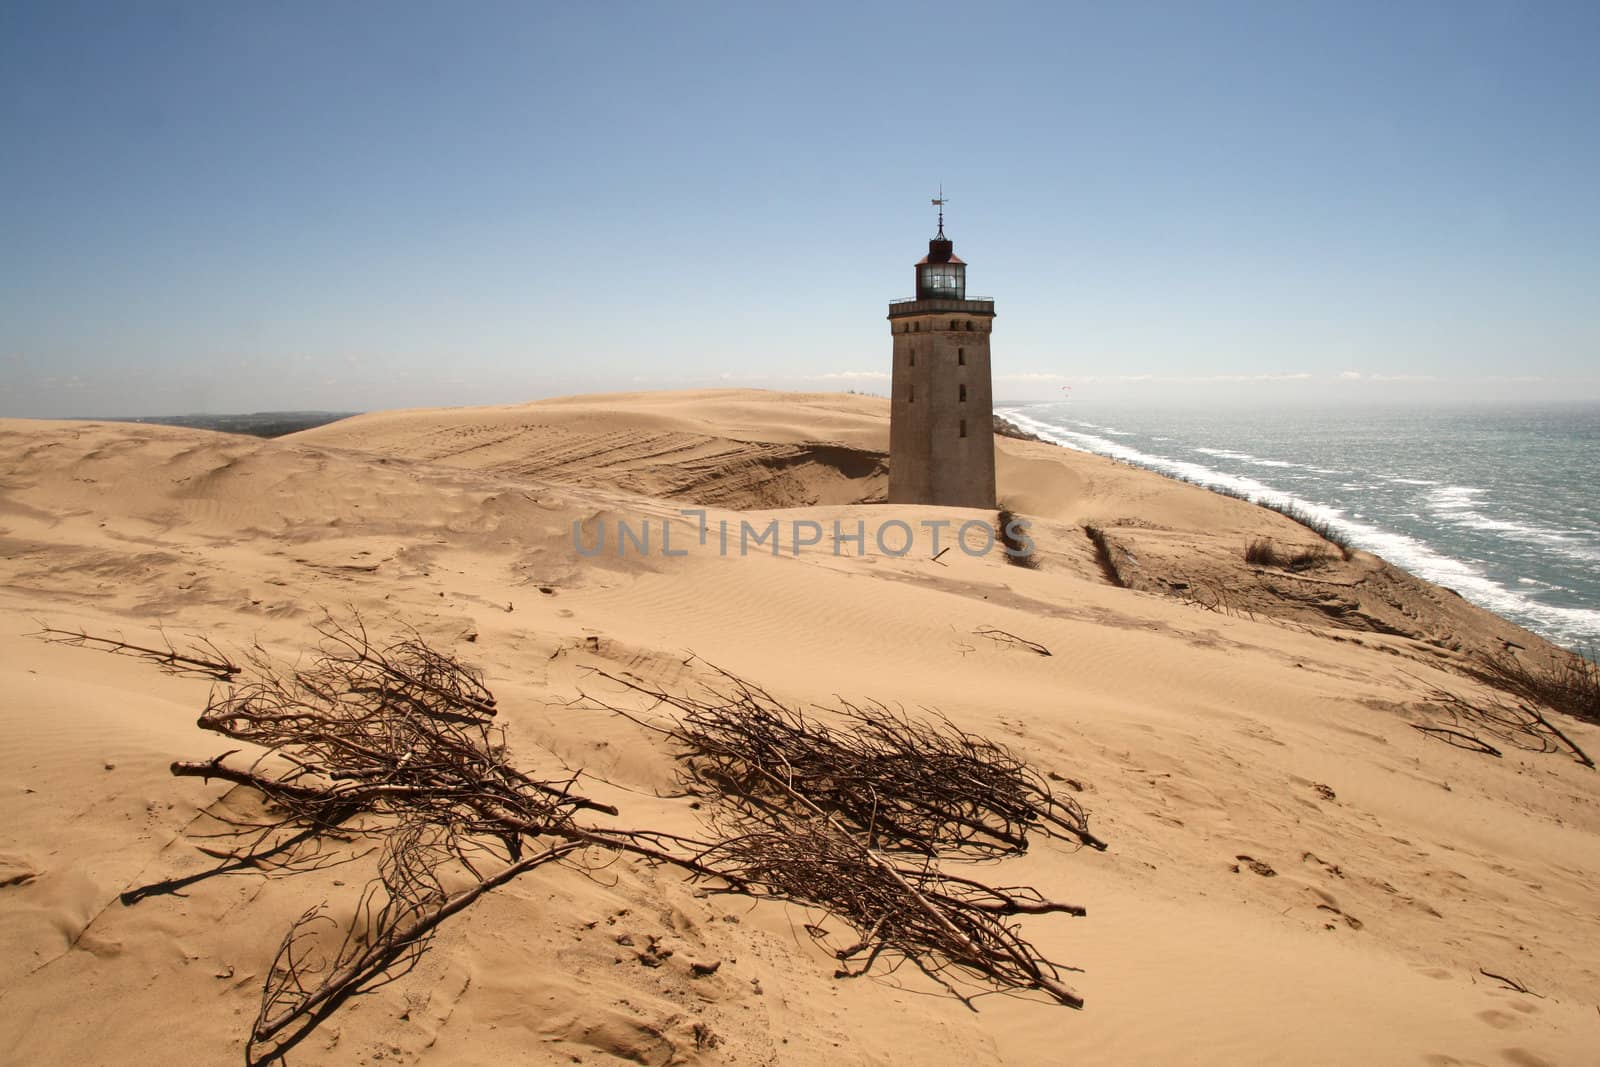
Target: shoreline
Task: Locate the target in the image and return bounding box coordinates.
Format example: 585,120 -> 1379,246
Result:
996,402 -> 1600,655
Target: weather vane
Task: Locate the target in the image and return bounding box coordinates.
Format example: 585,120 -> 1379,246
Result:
932,184 -> 948,239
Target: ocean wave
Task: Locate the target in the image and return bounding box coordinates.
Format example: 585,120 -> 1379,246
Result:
1444,512 -> 1600,566
996,407 -> 1600,650
1426,485 -> 1485,512
1192,447 -> 1315,472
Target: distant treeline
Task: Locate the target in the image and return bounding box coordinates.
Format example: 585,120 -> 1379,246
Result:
105,412 -> 358,438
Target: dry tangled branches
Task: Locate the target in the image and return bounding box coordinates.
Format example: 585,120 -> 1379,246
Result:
47,616 -> 1100,1063
1412,681 -> 1593,768
585,663 -> 1104,854
580,663 -> 1105,1007
701,820 -> 1085,1007
1466,648 -> 1599,731
133,617 -> 648,1063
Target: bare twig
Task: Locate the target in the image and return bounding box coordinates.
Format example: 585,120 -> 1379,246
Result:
1478,968 -> 1544,998
1411,724 -> 1503,757
30,624 -> 239,679
972,627 -> 1052,657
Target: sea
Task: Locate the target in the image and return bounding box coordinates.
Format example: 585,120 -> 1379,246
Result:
995,402 -> 1600,655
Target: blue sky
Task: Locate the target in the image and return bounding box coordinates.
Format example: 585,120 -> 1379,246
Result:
3,1 -> 1597,415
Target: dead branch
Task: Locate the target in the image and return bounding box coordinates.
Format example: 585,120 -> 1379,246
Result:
972,627 -> 1052,657
249,832 -> 586,1064
1478,968 -> 1544,998
1403,669 -> 1591,768
1411,724 -> 1503,757
30,624 -> 239,679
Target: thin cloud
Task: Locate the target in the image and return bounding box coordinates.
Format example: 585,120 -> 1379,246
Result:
810,370 -> 890,381
998,372 -> 1314,384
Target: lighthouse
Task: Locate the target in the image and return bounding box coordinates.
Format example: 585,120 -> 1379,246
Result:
887,195 -> 997,508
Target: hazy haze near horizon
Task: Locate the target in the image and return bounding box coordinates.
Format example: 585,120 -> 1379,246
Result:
3,1 -> 1597,416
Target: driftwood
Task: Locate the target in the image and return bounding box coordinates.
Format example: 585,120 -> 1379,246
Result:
45,616 -> 1096,1064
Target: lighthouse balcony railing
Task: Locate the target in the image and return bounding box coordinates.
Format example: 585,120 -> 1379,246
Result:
887,297 -> 995,317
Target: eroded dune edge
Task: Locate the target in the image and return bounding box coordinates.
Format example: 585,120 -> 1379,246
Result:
2,389 -> 1597,1067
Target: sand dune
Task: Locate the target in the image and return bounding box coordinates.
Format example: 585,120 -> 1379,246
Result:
294,390 -> 890,508
2,390 -> 1598,1066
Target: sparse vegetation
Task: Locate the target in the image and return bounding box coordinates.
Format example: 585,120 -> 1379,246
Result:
1244,537 -> 1330,572
1466,647 -> 1600,731
997,507 -> 1041,569
1260,501 -> 1354,560
1083,525 -> 1126,587
1129,467 -> 1357,561
1412,661 -> 1593,769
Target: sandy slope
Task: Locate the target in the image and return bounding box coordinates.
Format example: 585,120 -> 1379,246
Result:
2,390 -> 1597,1067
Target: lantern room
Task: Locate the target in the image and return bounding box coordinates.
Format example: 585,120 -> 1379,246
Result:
915,237 -> 966,300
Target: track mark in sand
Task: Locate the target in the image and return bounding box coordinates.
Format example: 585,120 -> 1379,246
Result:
1232,854 -> 1276,877
0,852 -> 40,888
1497,1050 -> 1556,1067
1477,1010 -> 1529,1031
1316,902 -> 1364,930
414,962 -> 473,1050
1302,851 -> 1345,878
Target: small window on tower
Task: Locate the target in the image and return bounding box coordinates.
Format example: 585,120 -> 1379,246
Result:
965,320 -> 974,331
951,319 -> 959,331
958,347 -> 965,365
959,384 -> 967,402
959,419 -> 968,438
909,385 -> 915,404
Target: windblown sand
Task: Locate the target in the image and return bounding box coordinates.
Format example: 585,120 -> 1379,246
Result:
2,389 -> 1596,1066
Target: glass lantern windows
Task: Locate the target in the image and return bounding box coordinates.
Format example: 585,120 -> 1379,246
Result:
917,263 -> 965,298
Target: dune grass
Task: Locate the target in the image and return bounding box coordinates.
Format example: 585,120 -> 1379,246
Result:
1264,501 -> 1355,559
1467,647 -> 1600,729
1244,537 -> 1331,572
996,507 -> 1041,569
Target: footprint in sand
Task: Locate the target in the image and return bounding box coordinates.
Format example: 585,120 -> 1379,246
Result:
1232,854 -> 1276,877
